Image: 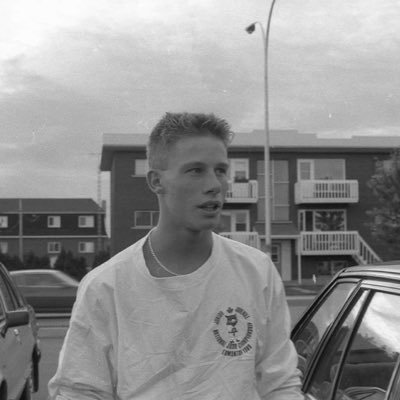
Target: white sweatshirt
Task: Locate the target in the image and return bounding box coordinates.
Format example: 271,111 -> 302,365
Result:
48,233 -> 304,400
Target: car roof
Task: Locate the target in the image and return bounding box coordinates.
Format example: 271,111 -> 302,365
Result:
338,262 -> 400,280
10,269 -> 80,283
10,269 -> 65,274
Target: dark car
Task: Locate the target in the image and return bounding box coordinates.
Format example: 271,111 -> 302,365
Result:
291,263 -> 400,400
0,262 -> 41,400
10,269 -> 79,314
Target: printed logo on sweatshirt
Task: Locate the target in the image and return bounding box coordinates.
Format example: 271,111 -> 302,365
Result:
212,306 -> 253,357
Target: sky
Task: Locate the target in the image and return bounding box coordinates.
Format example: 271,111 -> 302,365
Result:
1,0 -> 400,208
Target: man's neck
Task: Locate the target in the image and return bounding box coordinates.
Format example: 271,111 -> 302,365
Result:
146,227 -> 213,276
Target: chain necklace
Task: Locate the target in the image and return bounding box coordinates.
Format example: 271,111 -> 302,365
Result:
148,231 -> 179,276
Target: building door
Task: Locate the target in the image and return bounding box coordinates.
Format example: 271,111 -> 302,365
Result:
299,210 -> 346,232
271,243 -> 281,273
299,210 -> 314,231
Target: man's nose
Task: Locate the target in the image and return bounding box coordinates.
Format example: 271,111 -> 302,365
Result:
204,171 -> 225,194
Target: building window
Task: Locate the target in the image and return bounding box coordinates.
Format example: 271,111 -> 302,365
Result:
48,242 -> 61,253
219,210 -> 250,232
297,159 -> 345,181
272,160 -> 290,220
257,160 -> 290,221
0,242 -> 8,254
299,209 -> 347,231
79,242 -> 95,253
79,215 -> 95,228
271,244 -> 281,264
0,216 -> 8,228
134,211 -> 159,228
134,159 -> 149,176
48,216 -> 61,228
229,158 -> 249,182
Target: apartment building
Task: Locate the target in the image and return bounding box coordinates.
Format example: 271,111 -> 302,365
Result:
100,130 -> 399,281
0,198 -> 108,267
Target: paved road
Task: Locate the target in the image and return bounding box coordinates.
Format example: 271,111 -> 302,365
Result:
34,317 -> 70,400
287,296 -> 314,325
33,296 -> 314,400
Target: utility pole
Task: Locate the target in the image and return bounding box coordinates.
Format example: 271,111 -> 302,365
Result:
87,153 -> 103,253
96,167 -> 103,253
245,0 -> 277,255
18,198 -> 23,260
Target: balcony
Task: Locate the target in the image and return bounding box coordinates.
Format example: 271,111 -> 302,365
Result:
219,231 -> 260,249
299,231 -> 381,264
295,180 -> 359,204
225,180 -> 258,203
300,231 -> 359,255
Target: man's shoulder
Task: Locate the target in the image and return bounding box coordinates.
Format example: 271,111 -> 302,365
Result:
214,232 -> 268,260
213,233 -> 277,279
81,238 -> 145,288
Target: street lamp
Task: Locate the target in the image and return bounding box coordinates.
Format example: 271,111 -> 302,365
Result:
245,0 -> 277,255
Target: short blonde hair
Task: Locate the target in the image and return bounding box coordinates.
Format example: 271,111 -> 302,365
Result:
147,112 -> 233,169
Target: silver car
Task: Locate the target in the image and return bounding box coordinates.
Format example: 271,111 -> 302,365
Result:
10,269 -> 79,314
292,263 -> 400,400
0,262 -> 41,400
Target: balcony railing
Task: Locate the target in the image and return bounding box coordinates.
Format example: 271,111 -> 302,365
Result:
300,231 -> 359,255
225,180 -> 258,203
299,231 -> 381,264
295,180 -> 359,204
219,231 -> 260,249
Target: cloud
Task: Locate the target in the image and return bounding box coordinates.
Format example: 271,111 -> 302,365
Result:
318,126 -> 400,139
0,0 -> 400,200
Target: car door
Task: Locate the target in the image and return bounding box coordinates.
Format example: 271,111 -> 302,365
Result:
0,268 -> 33,400
292,280 -> 357,377
293,280 -> 400,400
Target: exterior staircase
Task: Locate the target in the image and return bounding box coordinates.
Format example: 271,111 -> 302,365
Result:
219,230 -> 382,266
352,234 -> 382,265
300,231 -> 382,265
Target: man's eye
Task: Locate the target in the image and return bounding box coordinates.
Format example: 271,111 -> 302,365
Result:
216,168 -> 227,175
189,168 -> 202,174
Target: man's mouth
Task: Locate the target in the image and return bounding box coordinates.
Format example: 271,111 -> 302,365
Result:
198,201 -> 222,212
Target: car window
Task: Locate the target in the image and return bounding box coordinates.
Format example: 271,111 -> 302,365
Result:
22,273 -> 62,286
293,282 -> 356,375
305,290 -> 369,400
332,291 -> 400,400
12,274 -> 27,286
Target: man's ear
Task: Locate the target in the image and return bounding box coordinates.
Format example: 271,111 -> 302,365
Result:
147,170 -> 165,195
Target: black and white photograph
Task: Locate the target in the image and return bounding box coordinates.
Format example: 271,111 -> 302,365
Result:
1,1 -> 400,399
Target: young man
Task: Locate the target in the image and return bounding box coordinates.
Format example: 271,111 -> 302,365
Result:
48,112 -> 304,399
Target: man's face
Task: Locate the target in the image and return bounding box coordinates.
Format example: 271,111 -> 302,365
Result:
157,134 -> 229,233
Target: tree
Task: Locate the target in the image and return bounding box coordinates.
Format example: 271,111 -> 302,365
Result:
0,252 -> 24,271
24,251 -> 50,269
366,148 -> 400,255
91,248 -> 110,270
54,249 -> 88,281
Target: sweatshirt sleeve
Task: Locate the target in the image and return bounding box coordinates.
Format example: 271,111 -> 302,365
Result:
255,260 -> 304,400
48,273 -> 117,400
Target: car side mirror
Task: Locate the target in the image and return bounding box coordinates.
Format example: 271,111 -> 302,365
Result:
6,310 -> 30,328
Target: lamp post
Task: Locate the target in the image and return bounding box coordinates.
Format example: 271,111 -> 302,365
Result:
245,0 -> 277,255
